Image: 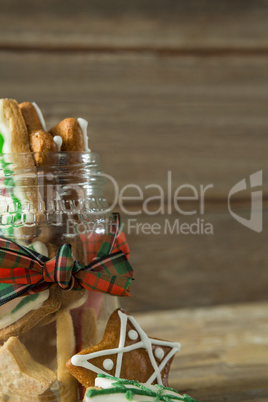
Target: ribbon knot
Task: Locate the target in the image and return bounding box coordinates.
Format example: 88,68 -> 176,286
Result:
42,243 -> 78,290
0,213 -> 134,306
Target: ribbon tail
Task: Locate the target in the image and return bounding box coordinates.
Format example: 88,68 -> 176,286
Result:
0,236 -> 49,264
0,283 -> 23,306
0,282 -> 40,306
76,271 -> 133,296
95,213 -> 129,260
75,251 -> 134,296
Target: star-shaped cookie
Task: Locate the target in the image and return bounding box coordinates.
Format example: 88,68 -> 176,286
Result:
66,308 -> 180,388
0,336 -> 57,395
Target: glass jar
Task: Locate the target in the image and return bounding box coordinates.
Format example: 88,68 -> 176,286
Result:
0,152 -> 128,401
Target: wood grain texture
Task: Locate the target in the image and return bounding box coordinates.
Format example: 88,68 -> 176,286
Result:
0,1 -> 268,50
0,52 -> 267,201
0,2 -> 267,314
0,3 -> 267,401
121,210 -> 268,312
135,302 -> 268,401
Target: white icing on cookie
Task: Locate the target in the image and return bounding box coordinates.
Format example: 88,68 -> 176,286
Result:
84,375 -> 185,401
102,359 -> 114,371
0,100 -> 12,153
77,117 -> 90,152
32,102 -> 47,131
71,310 -> 181,385
154,347 -> 165,360
29,241 -> 48,257
53,135 -> 62,152
0,290 -> 49,330
128,329 -> 138,340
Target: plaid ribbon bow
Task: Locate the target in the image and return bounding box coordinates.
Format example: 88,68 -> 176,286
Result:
0,213 -> 133,306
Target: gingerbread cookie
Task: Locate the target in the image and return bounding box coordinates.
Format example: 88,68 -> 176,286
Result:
2,390 -> 57,401
49,117 -> 89,263
19,102 -> 45,134
19,102 -> 57,166
0,337 -> 57,396
29,130 -> 57,165
84,374 -> 199,402
0,99 -> 46,242
56,310 -> 78,402
0,287 -> 61,342
50,118 -> 85,151
0,99 -> 31,154
79,307 -> 98,351
67,309 -> 180,388
57,294 -> 98,401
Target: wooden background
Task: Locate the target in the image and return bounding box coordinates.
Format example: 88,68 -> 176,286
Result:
1,1 -> 268,400
0,0 -> 267,313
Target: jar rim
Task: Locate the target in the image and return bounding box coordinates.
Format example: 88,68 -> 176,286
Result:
0,151 -> 100,168
0,151 -> 98,157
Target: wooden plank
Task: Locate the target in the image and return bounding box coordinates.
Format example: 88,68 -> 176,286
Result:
121,210 -> 268,312
0,1 -> 268,50
134,302 -> 268,401
0,53 -> 268,201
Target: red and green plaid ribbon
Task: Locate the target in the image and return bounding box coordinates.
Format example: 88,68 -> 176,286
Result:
0,213 -> 133,306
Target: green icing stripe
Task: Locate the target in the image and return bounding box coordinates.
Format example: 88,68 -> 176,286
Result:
0,133 -> 4,154
11,293 -> 39,314
0,153 -> 23,236
86,375 -> 199,402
